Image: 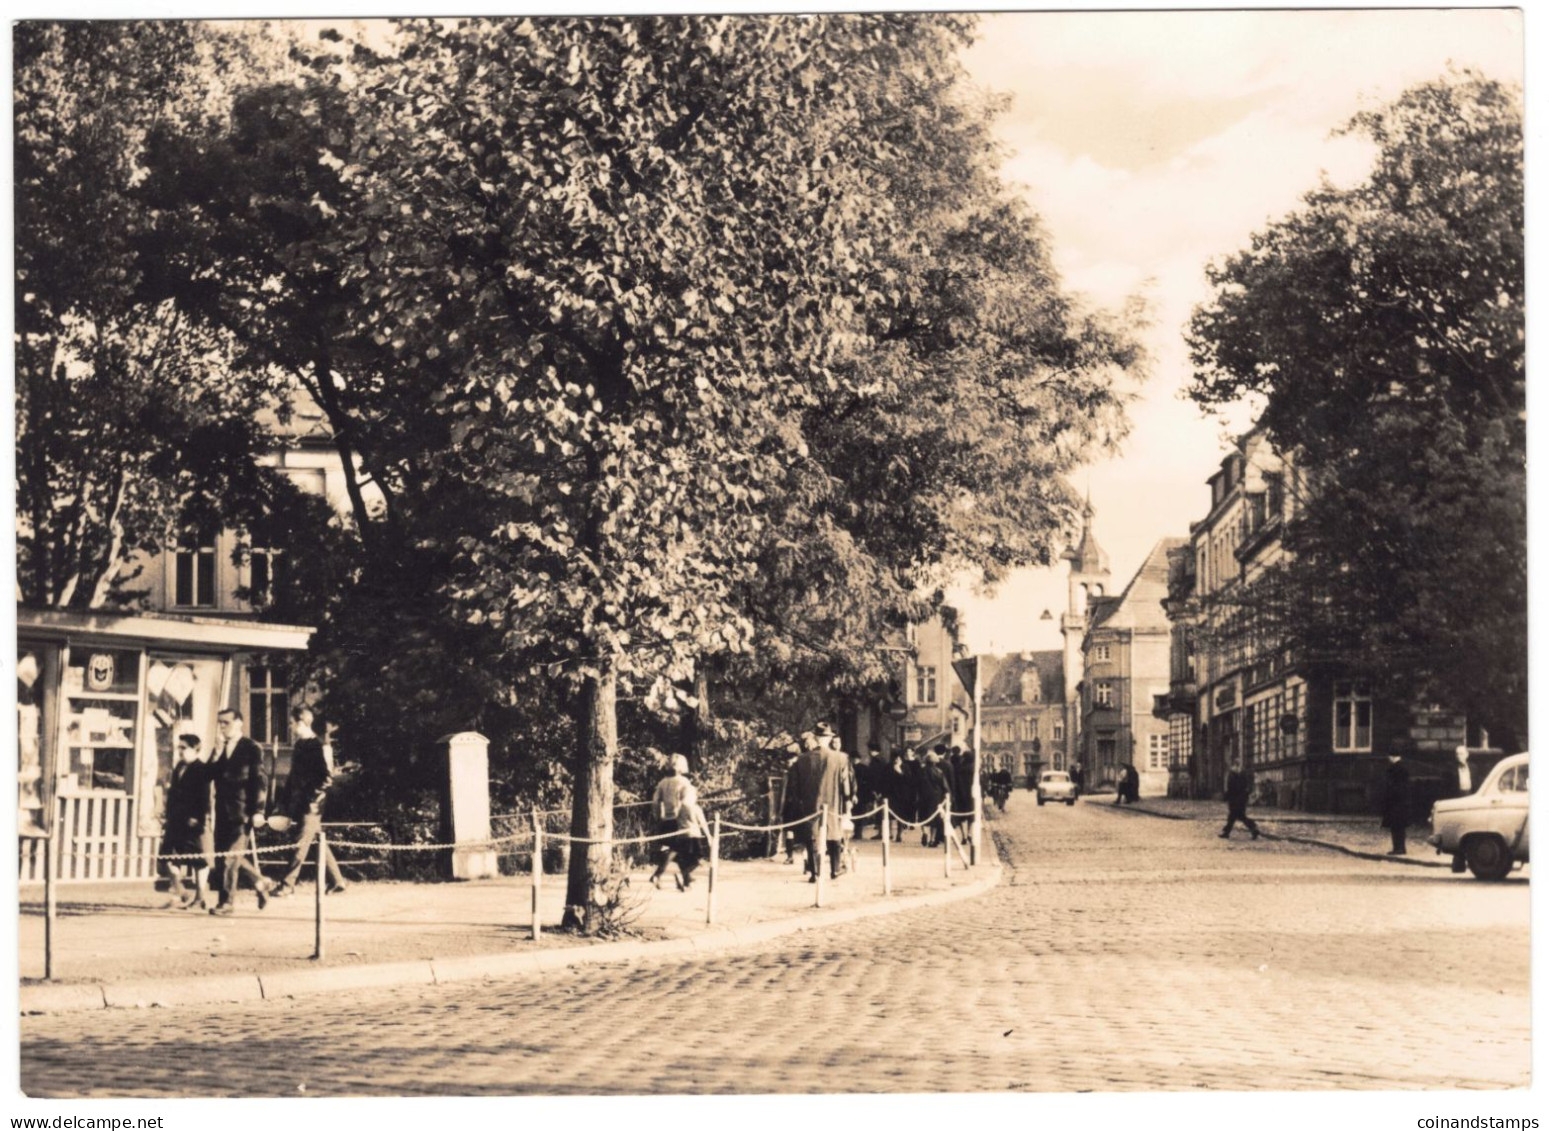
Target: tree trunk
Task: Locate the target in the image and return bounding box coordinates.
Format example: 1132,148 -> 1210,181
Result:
562,657 -> 618,929
682,662 -> 713,773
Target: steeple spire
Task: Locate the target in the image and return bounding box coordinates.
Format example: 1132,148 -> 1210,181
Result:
1063,494 -> 1110,575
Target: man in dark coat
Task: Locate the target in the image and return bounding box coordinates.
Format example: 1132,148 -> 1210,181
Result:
921,749 -> 952,847
886,753 -> 915,841
1219,756 -> 1260,840
1382,749 -> 1411,856
160,733 -> 213,909
274,707 -> 347,896
209,708 -> 274,915
949,745 -> 974,832
851,742 -> 883,840
787,724 -> 855,880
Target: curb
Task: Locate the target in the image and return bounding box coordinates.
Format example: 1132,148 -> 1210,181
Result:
20,853 -> 1002,1016
1103,802 -> 1450,868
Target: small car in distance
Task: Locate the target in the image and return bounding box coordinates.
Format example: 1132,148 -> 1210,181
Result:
1036,770 -> 1077,807
1428,752 -> 1529,880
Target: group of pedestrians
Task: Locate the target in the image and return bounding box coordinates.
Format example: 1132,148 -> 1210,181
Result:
780,724 -> 856,882
158,705 -> 345,915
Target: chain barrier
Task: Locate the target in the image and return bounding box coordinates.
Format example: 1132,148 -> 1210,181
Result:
37,797 -> 976,867
31,790 -> 988,980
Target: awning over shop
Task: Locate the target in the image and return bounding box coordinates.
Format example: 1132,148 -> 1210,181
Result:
18,606 -> 313,651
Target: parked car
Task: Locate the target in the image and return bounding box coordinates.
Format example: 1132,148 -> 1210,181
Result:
1036,770 -> 1077,807
1428,752 -> 1530,880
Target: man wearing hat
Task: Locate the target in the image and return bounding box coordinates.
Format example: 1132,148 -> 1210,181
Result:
787,723 -> 855,881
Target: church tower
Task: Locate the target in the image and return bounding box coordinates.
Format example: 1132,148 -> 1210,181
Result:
1060,496 -> 1111,770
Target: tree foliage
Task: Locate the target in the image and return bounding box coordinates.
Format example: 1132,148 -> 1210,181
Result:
1187,72 -> 1525,748
124,16 -> 1142,921
13,22 -> 293,608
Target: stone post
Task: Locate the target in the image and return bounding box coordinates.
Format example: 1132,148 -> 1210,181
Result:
443,732 -> 498,880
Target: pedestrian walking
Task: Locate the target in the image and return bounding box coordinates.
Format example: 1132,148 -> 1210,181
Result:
208,709 -> 276,915
851,742 -> 882,840
949,744 -> 974,833
886,753 -> 915,841
779,739 -> 806,865
1114,762 -> 1140,805
1070,762 -> 1084,799
159,733 -> 212,910
1219,756 -> 1261,840
649,754 -> 695,888
673,788 -> 712,890
272,708 -> 347,897
1382,748 -> 1412,856
921,749 -> 952,848
787,723 -> 855,881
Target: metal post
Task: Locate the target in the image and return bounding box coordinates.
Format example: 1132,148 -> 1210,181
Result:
880,801 -> 892,896
313,828 -> 326,960
814,806 -> 826,908
767,776 -> 780,858
531,810 -> 543,941
942,805 -> 951,877
43,838 -> 56,981
971,654 -> 983,867
706,814 -> 720,925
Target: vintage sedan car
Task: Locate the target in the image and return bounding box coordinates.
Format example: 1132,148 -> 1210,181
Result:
1428,752 -> 1529,880
1036,770 -> 1077,807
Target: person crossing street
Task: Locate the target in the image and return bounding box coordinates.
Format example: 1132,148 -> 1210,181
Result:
1219,756 -> 1261,840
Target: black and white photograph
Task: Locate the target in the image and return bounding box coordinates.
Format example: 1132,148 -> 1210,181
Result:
6,2 -> 1533,1120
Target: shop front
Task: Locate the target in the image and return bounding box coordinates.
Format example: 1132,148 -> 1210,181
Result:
18,607 -> 311,884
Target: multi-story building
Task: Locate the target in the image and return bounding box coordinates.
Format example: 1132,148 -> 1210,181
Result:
975,651 -> 1065,785
897,613 -> 971,753
1156,543 -> 1200,798
1074,537 -> 1184,796
1159,426 -> 1481,813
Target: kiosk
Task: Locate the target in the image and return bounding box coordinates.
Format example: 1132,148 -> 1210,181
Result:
18,606 -> 312,884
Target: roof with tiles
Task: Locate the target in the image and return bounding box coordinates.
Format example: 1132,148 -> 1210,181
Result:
976,650 -> 1064,708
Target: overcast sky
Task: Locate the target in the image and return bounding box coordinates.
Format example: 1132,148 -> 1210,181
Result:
948,7 -> 1523,656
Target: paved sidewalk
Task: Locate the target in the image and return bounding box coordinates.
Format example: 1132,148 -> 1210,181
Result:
1094,794 -> 1453,865
19,826 -> 1000,1014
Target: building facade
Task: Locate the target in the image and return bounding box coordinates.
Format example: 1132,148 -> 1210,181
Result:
1074,537 -> 1183,797
896,612 -> 971,753
975,651 -> 1065,785
1156,427 -> 1481,813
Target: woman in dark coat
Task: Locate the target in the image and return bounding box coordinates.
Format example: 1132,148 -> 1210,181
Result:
160,734 -> 212,909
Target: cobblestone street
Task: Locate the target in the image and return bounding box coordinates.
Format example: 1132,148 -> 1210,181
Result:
20,798 -> 1530,1096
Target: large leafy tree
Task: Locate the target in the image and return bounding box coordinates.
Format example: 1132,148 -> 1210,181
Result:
140,16 -> 1142,923
13,22 -> 292,608
1187,72 -> 1525,749
328,15 -> 1140,922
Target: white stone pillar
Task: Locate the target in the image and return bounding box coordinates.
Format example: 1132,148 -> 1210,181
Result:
444,732 -> 498,880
